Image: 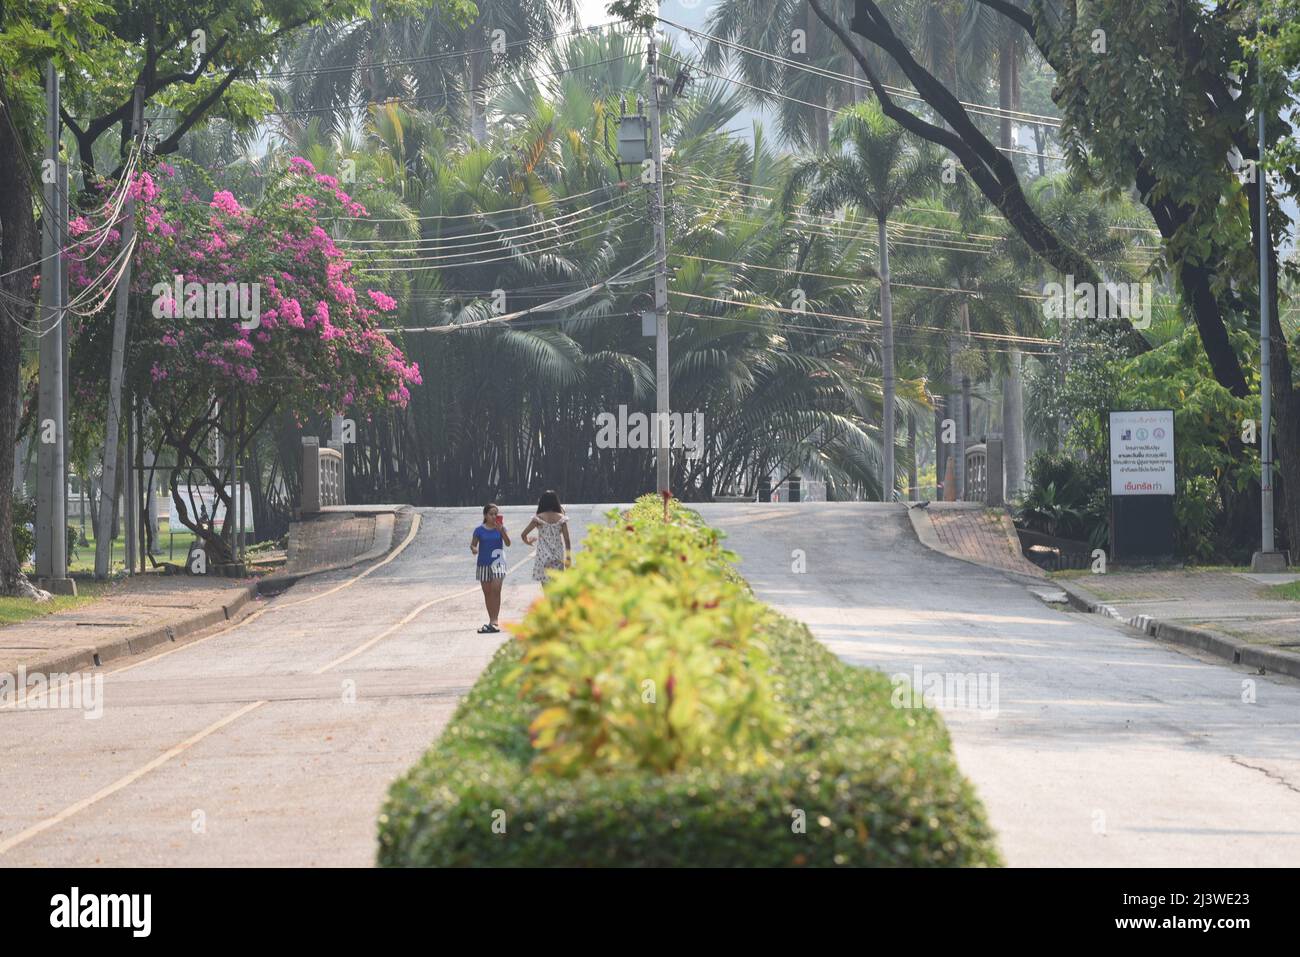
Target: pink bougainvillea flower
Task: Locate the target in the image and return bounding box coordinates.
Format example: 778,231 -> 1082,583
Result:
210,190 -> 243,217
128,171 -> 158,203
366,289 -> 397,311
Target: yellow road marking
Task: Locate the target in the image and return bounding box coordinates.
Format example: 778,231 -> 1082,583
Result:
0,528 -> 534,858
1,512 -> 424,708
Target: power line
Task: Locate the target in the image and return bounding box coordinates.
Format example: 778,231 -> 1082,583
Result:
660,51 -> 1066,162
331,182 -> 630,225
676,172 -> 1009,241
336,194 -> 636,255
381,250 -> 655,333
665,17 -> 1065,128
674,310 -> 1059,358
672,252 -> 1049,301
673,167 -> 1165,236
671,194 -> 1159,268
672,290 -> 1060,345
356,212 -> 638,272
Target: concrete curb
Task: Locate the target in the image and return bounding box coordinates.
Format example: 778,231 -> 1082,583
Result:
904,504 -> 1046,587
1055,579 -> 1300,680
258,506 -> 411,596
14,507 -> 414,678
19,582 -> 258,678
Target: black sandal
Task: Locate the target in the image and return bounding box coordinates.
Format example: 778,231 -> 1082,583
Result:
477,623 -> 500,634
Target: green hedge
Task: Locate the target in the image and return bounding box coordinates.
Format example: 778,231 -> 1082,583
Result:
377,499 -> 1000,867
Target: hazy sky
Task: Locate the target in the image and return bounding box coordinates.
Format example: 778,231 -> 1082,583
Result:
576,0 -> 611,27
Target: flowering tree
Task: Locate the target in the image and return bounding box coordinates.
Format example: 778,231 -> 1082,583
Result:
70,157 -> 420,564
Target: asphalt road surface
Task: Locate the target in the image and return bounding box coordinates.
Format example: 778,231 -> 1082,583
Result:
0,505 -> 596,866
698,502 -> 1300,867
3,502 -> 1297,866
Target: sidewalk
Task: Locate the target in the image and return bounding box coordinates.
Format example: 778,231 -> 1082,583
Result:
1,506 -> 410,681
1058,568 -> 1300,679
0,574 -> 258,678
906,502 -> 1046,578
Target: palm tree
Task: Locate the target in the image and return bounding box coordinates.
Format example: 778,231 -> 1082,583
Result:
702,0 -> 871,150
275,0 -> 579,139
785,102 -> 941,499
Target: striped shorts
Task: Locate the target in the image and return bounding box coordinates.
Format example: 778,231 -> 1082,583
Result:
475,563 -> 506,582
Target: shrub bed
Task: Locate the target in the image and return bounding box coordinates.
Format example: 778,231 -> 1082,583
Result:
377,496 -> 1000,866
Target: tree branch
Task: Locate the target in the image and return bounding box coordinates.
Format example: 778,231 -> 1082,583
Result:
813,1 -> 1139,323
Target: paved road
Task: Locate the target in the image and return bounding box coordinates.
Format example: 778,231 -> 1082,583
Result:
4,501 -> 1298,867
697,503 -> 1300,867
0,505 -> 598,867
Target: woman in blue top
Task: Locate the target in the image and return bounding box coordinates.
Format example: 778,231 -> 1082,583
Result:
470,502 -> 511,633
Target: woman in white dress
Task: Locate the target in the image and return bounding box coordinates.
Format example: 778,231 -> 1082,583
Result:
521,490 -> 571,581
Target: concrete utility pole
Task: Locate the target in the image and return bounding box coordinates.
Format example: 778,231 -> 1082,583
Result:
125,395 -> 136,573
647,19 -> 671,494
95,85 -> 144,580
878,214 -> 895,501
1252,1 -> 1285,572
36,61 -> 73,594
59,157 -> 70,552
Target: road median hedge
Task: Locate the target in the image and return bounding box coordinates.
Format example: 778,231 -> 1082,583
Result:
377,496 -> 1000,866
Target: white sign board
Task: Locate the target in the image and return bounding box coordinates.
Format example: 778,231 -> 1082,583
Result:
1109,410 -> 1175,496
167,484 -> 255,533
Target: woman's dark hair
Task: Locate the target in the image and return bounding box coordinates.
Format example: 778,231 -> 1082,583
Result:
537,490 -> 563,514
482,502 -> 499,519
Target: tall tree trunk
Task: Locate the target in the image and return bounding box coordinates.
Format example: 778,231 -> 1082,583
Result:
998,35 -> 1027,497
1002,350 -> 1026,495
935,402 -> 946,500
88,472 -> 100,539
0,95 -> 46,598
949,334 -> 964,500
878,214 -> 895,501
13,412 -> 31,492
806,1 -> 830,149
1275,395 -> 1300,560
467,20 -> 489,142
907,410 -> 918,501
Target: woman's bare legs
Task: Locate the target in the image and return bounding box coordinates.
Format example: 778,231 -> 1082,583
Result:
485,578 -> 503,625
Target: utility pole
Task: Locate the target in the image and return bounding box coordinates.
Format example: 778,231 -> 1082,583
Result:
36,60 -> 73,594
647,19 -> 671,494
95,85 -> 144,580
949,331 -> 965,501
59,157 -> 71,555
125,393 -> 136,573
878,214 -> 895,501
1252,6 -> 1284,571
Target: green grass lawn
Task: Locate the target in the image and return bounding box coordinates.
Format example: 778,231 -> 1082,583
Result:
56,519 -> 197,574
1264,581 -> 1300,601
1049,563 -> 1250,580
0,580 -> 112,627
